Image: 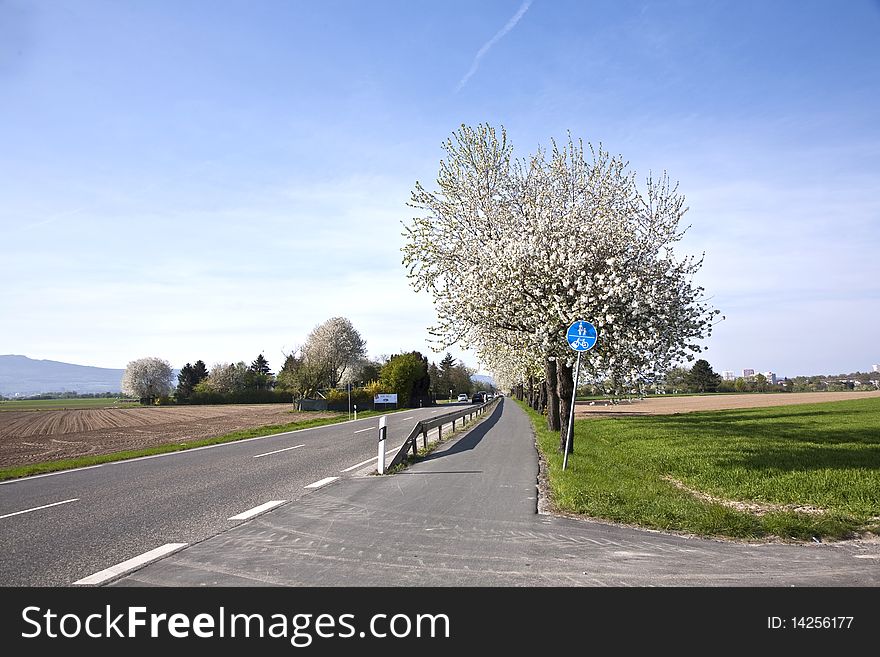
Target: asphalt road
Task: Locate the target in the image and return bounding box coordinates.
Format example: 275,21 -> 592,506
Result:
109,397 -> 880,587
0,404 -> 460,586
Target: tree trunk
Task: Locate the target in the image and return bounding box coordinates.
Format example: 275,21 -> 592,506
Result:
538,379 -> 547,415
527,375 -> 535,409
557,360 -> 574,453
544,358 -> 560,432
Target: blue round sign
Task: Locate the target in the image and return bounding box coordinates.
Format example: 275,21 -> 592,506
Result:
566,320 -> 598,352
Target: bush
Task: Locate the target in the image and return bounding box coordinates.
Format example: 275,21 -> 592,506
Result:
187,389 -> 294,405
324,387 -> 373,411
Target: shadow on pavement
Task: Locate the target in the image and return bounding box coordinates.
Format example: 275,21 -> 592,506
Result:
418,400 -> 505,462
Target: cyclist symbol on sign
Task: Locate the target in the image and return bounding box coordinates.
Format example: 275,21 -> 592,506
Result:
566,320 -> 597,352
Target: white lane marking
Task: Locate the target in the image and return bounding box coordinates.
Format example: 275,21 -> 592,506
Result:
402,416 -> 414,420
342,457 -> 376,472
228,500 -> 286,520
340,444 -> 406,472
73,543 -> 187,585
0,498 -> 79,519
431,410 -> 440,413
305,476 -> 339,489
353,428 -> 372,434
253,444 -> 304,458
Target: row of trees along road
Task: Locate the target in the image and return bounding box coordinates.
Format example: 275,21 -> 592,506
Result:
402,124 -> 721,454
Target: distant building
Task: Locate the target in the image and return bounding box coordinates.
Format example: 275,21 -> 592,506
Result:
763,371 -> 777,385
873,364 -> 880,373
742,368 -> 755,378
722,371 -> 735,381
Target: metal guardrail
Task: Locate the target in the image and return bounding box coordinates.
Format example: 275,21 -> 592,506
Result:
387,396 -> 503,469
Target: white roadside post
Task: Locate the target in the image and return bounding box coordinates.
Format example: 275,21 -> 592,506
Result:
563,320 -> 598,471
354,404 -> 358,421
377,415 -> 388,474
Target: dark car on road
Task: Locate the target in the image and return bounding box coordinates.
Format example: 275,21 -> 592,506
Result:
471,392 -> 486,404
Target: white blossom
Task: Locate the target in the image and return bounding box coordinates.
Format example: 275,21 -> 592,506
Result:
402,124 -> 720,434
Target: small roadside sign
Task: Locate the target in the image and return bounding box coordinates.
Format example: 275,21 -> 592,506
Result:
566,320 -> 598,352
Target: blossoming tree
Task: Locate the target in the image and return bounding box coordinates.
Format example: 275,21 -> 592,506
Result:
402,123 -> 720,453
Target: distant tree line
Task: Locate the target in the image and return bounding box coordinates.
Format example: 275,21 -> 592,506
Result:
0,391 -> 124,402
119,316 -> 491,409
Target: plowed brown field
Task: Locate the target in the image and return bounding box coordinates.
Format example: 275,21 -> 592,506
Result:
0,404 -> 337,468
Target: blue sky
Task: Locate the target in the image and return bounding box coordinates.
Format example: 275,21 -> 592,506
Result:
2,0 -> 878,379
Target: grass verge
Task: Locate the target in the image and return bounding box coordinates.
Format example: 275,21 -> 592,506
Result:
519,397 -> 880,542
0,408 -> 406,482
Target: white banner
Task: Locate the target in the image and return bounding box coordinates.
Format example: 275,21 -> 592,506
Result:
373,393 -> 398,404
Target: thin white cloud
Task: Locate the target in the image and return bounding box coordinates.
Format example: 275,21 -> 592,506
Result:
456,0 -> 533,92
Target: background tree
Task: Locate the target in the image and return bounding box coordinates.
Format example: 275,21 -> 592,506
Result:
250,354 -> 272,375
753,372 -> 769,393
339,357 -> 383,387
448,360 -> 475,397
379,351 -> 431,408
176,360 -> 209,401
358,359 -> 383,384
734,377 -> 753,392
192,360 -> 208,384
686,359 -> 721,392
200,361 -> 249,395
275,350 -> 323,399
122,357 -> 174,404
303,317 -> 368,389
247,353 -> 274,390
427,362 -> 442,398
437,352 -> 456,396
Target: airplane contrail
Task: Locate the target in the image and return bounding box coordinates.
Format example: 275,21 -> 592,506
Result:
456,0 -> 533,92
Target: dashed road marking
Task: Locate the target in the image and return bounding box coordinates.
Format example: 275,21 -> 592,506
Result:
228,500 -> 287,521
253,444 -> 304,458
73,543 -> 188,585
0,498 -> 79,520
305,477 -> 339,489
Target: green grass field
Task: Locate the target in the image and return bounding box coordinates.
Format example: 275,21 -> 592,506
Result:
521,397 -> 880,541
0,398 -> 140,411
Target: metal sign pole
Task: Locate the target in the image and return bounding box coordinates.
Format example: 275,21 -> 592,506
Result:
563,351 -> 581,471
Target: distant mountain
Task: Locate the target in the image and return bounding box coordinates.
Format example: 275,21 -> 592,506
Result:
471,374 -> 496,386
0,355 -> 125,396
